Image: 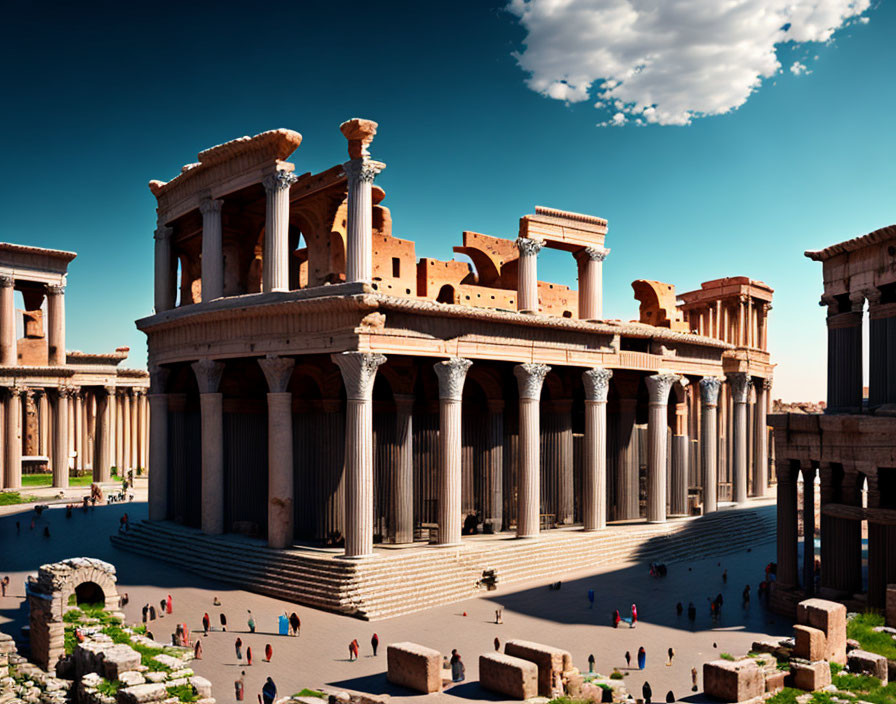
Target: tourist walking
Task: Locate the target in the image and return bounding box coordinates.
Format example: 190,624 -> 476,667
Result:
159,598 -> 166,618
220,613 -> 227,631
691,666 -> 699,691
248,610 -> 256,633
246,646 -> 253,666
665,690 -> 675,702
631,603 -> 638,627
494,637 -> 501,652
264,644 -> 272,662
613,609 -> 621,628
234,672 -> 245,702
202,613 -> 210,634
193,640 -> 202,659
235,637 -> 243,660
642,681 -> 652,704
142,604 -> 149,624
495,608 -> 503,624
166,594 -> 173,615
1,576 -> 8,597
450,650 -> 465,682
289,612 -> 300,636
637,646 -> 646,670
149,605 -> 156,621
588,653 -> 595,673
261,678 -> 277,704
348,639 -> 359,661
624,651 -> 631,669
371,633 -> 379,656
667,647 -> 675,666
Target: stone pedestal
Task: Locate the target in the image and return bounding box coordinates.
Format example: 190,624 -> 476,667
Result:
582,368 -> 611,530
515,238 -> 543,314
728,372 -> 750,504
386,642 -> 442,694
192,360 -> 225,535
332,351 -> 386,557
480,653 -> 538,700
434,358 -> 472,546
262,171 -> 298,292
646,373 -> 678,523
514,363 -> 550,538
259,355 -> 296,549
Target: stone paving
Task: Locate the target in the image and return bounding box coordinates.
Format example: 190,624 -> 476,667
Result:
0,499 -> 791,704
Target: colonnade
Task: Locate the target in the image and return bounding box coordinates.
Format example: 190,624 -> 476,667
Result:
0,385 -> 148,490
683,295 -> 770,349
0,276 -> 66,366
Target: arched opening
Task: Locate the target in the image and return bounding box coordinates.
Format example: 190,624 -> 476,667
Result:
436,285 -> 457,304
74,581 -> 105,606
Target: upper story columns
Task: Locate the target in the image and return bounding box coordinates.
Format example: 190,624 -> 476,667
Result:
46,284 -> 66,365
515,238 -> 544,314
575,247 -> 609,321
728,372 -> 751,504
821,291 -> 863,413
199,198 -> 224,300
341,119 -> 385,285
0,276 -> 15,365
263,171 -> 299,292
154,225 -> 175,313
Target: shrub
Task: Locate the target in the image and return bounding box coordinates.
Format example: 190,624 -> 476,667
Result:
720,653 -> 735,661
610,670 -> 624,679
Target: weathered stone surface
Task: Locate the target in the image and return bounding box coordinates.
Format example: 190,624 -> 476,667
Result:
116,683 -> 167,704
790,661 -> 832,691
793,625 -> 827,662
385,642 -> 441,694
796,599 -> 847,665
504,639 -> 572,697
703,659 -> 763,702
479,653 -> 538,700
189,677 -> 212,699
765,671 -> 787,693
887,585 -> 896,628
847,649 -> 888,685
118,673 -> 146,687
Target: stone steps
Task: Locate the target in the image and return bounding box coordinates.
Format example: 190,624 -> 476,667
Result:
110,504 -> 776,620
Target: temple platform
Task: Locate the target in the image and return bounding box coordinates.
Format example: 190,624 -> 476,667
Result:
110,498 -> 776,620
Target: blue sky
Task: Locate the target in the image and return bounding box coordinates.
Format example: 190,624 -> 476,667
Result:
0,0 -> 891,401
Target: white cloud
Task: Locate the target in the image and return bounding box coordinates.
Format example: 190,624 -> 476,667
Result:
790,61 -> 810,75
508,0 -> 870,126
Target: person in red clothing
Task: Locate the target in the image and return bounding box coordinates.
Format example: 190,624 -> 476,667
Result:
631,603 -> 638,628
265,644 -> 272,662
246,646 -> 253,666
202,613 -> 210,635
166,594 -> 173,615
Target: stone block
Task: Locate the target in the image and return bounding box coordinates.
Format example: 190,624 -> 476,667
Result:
102,645 -> 142,680
703,659 -> 764,702
796,598 -> 847,665
504,639 -> 572,697
479,653 -> 538,700
117,683 -> 167,704
189,677 -> 212,699
765,671 -> 787,693
887,585 -> 896,627
793,625 -> 827,662
385,642 -> 441,694
790,661 -> 831,691
119,672 -> 146,687
847,649 -> 888,685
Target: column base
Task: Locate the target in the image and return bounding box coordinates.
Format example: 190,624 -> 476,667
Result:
433,541 -> 463,548
646,519 -> 667,524
337,552 -> 376,561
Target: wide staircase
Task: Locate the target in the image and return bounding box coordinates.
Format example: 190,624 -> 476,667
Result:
111,502 -> 776,621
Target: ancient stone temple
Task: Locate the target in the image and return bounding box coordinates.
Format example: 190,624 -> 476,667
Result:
140,119 -> 774,556
771,224 -> 896,618
0,244 -> 149,490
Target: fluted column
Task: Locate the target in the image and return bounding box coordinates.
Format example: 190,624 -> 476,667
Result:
192,359 -> 225,535
776,461 -> 799,588
72,390 -> 83,471
645,373 -> 678,523
129,390 -> 139,471
341,119 -> 384,284
262,171 -> 298,292
331,351 -> 386,557
575,247 -> 609,320
4,387 -> 22,489
0,275 -> 16,366
434,358 -> 472,546
115,389 -> 124,471
582,368 -> 612,531
147,368 -> 169,521
122,390 -> 132,472
199,198 -> 224,301
259,355 -> 296,548
140,392 -> 148,470
728,372 -> 750,504
514,363 -> 550,538
52,386 -> 71,488
699,377 -> 722,513
801,463 -> 816,594
822,293 -> 864,413
95,387 -> 113,483
515,238 -> 544,314
393,394 -> 414,544
38,391 -> 49,457
752,378 -> 771,497
154,224 -> 175,312
485,399 -> 504,533
46,283 -> 66,366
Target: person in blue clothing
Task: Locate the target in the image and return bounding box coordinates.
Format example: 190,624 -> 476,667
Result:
587,589 -> 594,608
261,678 -> 277,704
637,646 -> 646,670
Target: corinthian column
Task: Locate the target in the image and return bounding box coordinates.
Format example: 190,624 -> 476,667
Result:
259,355 -> 296,548
434,358 -> 472,546
4,387 -> 22,489
199,198 -> 224,301
262,170 -> 298,292
514,363 -> 550,538
699,377 -> 722,513
147,368 -> 169,521
192,359 -> 225,535
154,224 -> 175,312
46,283 -> 66,366
753,377 -> 771,497
582,367 -> 612,530
645,373 -> 678,523
515,238 -> 544,314
671,382 -> 690,516
53,386 -> 71,488
0,275 -> 16,366
95,387 -> 113,484
575,247 -> 609,320
728,372 -> 750,504
393,394 -> 414,544
341,118 -> 384,284
331,351 -> 386,557
73,390 -> 83,471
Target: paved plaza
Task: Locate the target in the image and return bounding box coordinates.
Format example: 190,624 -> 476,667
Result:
0,499 -> 790,704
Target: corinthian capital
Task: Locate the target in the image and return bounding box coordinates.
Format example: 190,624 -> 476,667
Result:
343,158 -> 385,184
199,197 -> 224,215
583,247 -> 610,262
263,169 -> 299,193
154,224 -> 173,241
46,283 -> 65,296
698,377 -> 722,406
727,372 -> 751,404
191,359 -> 225,395
258,354 -> 295,394
515,237 -> 544,257
848,290 -> 865,313
434,358 -> 472,401
582,367 -> 612,402
646,373 -> 679,405
331,351 -> 386,401
0,274 -> 14,289
514,363 -> 550,400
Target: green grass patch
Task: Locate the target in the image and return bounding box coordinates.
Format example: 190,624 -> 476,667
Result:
167,685 -> 198,703
0,491 -> 39,506
766,687 -> 801,704
830,662 -> 843,675
831,669 -> 896,704
64,628 -> 76,655
294,690 -> 326,699
547,698 -> 591,704
21,473 -> 94,488
609,670 -> 624,679
720,653 -> 735,661
847,612 -> 896,660
96,679 -> 122,696
63,609 -> 83,623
